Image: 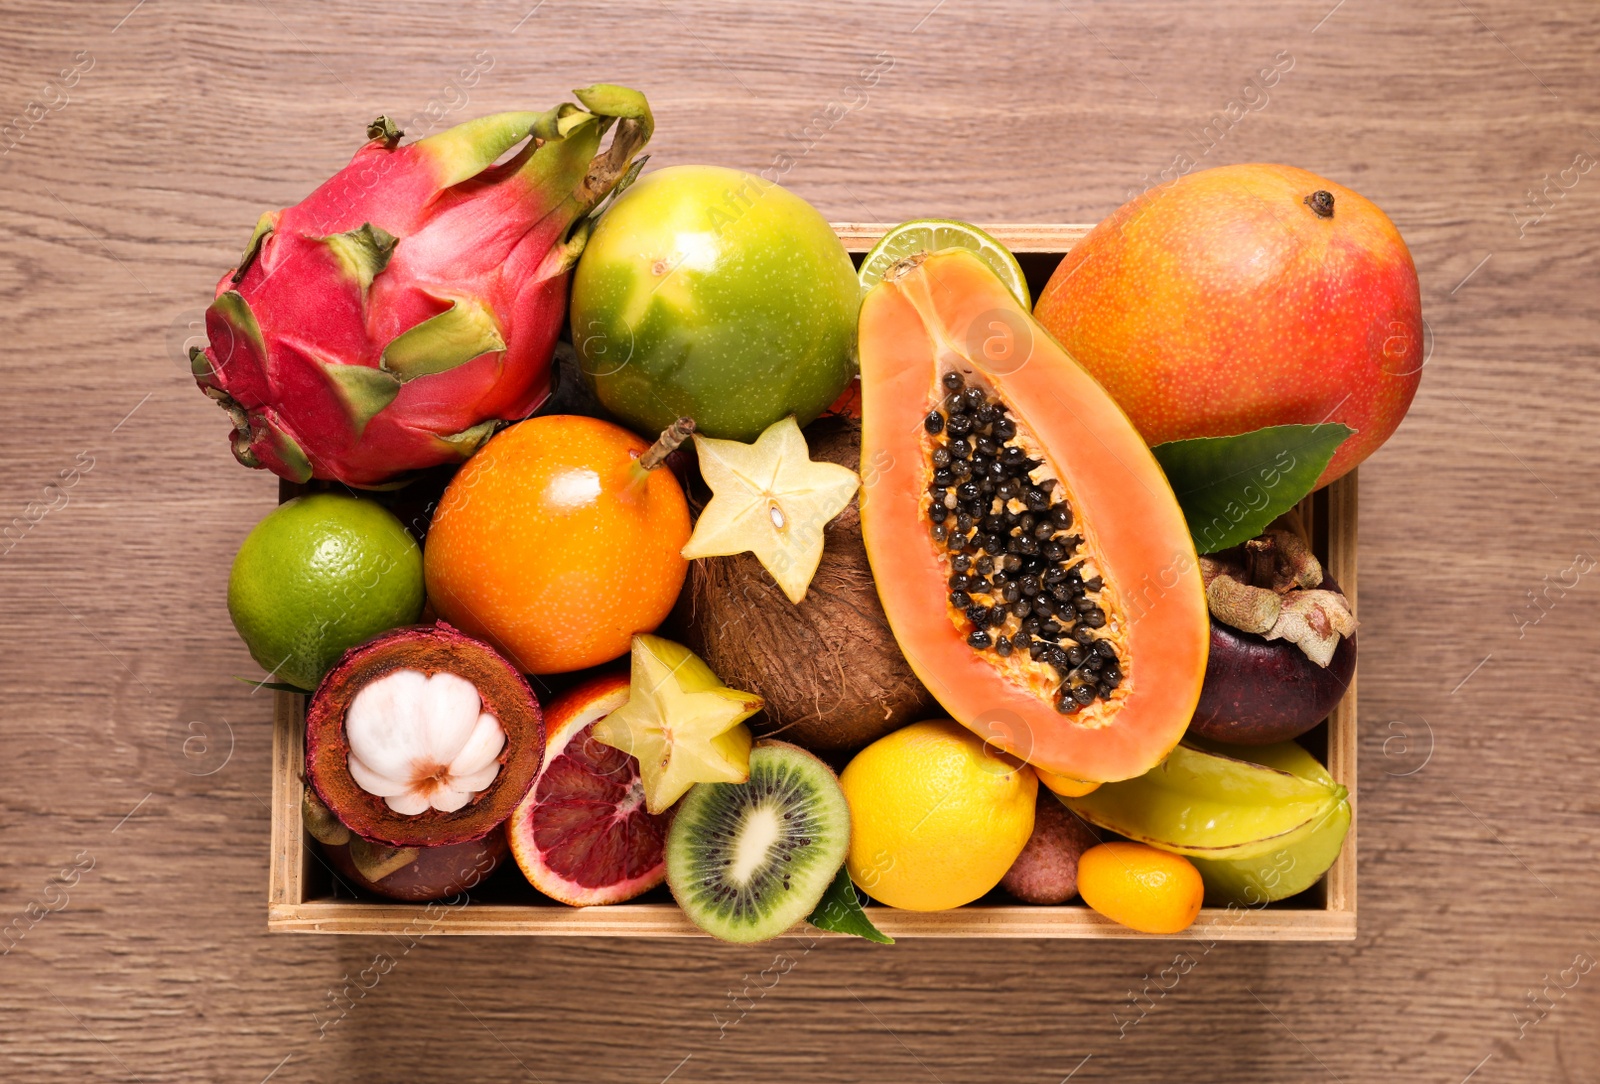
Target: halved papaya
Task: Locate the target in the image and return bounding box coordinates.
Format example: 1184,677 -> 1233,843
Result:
857,248 -> 1208,782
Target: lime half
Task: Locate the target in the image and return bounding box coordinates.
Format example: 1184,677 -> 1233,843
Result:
858,219 -> 1030,307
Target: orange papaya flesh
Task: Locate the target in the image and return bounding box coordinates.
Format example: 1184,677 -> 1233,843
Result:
857,248 -> 1208,783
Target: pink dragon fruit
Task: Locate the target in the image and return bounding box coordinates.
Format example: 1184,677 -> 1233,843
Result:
192,85 -> 652,488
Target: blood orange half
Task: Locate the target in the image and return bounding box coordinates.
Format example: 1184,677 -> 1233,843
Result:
506,673 -> 670,906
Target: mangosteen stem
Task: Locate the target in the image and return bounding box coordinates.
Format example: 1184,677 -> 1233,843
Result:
639,417 -> 696,471
1305,190 -> 1335,218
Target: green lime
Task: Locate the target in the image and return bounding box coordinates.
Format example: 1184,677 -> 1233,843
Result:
228,493 -> 424,691
857,219 -> 1030,307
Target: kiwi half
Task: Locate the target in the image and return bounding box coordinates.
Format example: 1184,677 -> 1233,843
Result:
665,740 -> 850,943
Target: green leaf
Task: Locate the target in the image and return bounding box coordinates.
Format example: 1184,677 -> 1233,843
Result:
806,865 -> 894,944
234,676 -> 312,695
1151,423 -> 1353,554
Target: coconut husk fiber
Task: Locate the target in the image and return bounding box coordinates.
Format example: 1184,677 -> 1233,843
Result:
673,416 -> 937,754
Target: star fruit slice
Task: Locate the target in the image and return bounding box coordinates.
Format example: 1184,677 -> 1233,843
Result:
681,415 -> 860,604
590,635 -> 762,814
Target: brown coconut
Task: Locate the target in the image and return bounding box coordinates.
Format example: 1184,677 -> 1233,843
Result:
674,417 -> 936,754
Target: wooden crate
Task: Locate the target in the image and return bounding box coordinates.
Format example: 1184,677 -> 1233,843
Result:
268,225 -> 1357,940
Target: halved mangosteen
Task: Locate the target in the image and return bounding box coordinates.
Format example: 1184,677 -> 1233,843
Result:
1188,527 -> 1357,745
306,622 -> 544,848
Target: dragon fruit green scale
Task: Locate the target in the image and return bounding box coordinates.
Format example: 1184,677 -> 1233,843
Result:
192,86 -> 653,488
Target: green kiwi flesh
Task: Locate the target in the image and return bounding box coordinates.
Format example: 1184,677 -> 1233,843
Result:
665,740 -> 851,943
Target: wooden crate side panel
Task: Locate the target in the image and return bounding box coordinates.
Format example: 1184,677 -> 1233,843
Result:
1324,471 -> 1358,915
269,901 -> 1354,940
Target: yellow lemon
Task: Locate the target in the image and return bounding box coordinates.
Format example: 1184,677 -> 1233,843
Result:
840,719 -> 1037,911
1077,842 -> 1204,934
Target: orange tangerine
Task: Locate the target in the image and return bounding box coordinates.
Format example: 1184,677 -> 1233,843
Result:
424,415 -> 690,674
1077,841 -> 1204,934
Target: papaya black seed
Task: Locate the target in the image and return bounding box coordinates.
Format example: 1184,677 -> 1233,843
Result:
928,504 -> 948,523
1055,695 -> 1081,715
1011,599 -> 1031,618
974,556 -> 994,575
1001,582 -> 1021,603
943,371 -> 964,391
945,392 -> 967,414
967,629 -> 992,650
1029,640 -> 1047,661
1094,640 -> 1117,658
946,414 -> 973,436
995,637 -> 1013,658
933,469 -> 954,487
932,446 -> 952,468
1042,543 -> 1066,562
949,573 -> 970,590
931,524 -> 947,543
947,532 -> 967,551
956,514 -> 975,533
976,405 -> 999,426
962,387 -> 985,410
924,411 -> 944,433
1043,566 -> 1066,584
1051,504 -> 1074,527
949,591 -> 971,608
1073,596 -> 1097,613
1033,521 -> 1055,541
1084,610 -> 1106,628
951,554 -> 971,573
1065,645 -> 1087,667
1084,576 -> 1103,592
957,482 -> 980,501
1072,627 -> 1095,645
950,438 -> 972,458
1073,685 -> 1098,706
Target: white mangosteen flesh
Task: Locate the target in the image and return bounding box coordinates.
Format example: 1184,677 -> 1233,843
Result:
344,669 -> 506,816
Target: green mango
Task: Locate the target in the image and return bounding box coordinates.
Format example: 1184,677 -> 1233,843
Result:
570,164 -> 860,442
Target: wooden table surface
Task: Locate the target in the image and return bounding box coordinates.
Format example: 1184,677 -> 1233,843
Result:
3,1 -> 1597,1080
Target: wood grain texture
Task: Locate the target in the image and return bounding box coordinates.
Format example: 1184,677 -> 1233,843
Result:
1,1 -> 1597,1081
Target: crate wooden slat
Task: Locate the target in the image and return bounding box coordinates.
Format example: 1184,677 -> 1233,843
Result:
268,224 -> 1357,939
